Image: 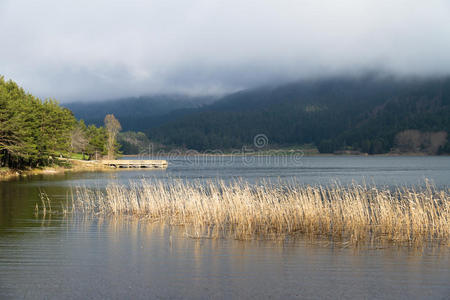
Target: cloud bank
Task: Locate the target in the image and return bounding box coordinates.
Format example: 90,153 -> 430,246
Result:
1,0 -> 450,101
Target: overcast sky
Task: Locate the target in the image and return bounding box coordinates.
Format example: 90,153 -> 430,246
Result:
1,0 -> 450,101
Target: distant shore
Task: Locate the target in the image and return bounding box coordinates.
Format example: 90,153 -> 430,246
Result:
121,151 -> 446,157
2,152 -> 447,181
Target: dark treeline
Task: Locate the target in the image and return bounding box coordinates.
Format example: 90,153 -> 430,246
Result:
117,131 -> 152,155
147,75 -> 450,154
0,77 -> 118,169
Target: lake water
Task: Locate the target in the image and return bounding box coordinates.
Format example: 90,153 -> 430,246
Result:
1,156 -> 449,299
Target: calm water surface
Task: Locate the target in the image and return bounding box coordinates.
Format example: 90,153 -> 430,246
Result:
1,156 -> 449,299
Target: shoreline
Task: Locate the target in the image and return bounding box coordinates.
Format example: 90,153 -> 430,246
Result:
121,152 -> 446,157
0,160 -> 114,181
0,158 -> 169,181
2,153 -> 448,181
0,167 -> 67,181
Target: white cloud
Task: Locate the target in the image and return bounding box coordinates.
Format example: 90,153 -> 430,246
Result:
1,0 -> 450,101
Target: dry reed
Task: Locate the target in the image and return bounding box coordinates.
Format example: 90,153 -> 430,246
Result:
70,179 -> 449,244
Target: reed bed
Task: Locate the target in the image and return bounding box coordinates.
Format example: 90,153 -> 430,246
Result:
71,180 -> 449,244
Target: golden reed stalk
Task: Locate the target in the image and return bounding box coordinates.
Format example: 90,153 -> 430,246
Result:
72,180 -> 449,244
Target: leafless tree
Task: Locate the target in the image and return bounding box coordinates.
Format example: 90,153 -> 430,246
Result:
70,126 -> 88,158
394,130 -> 422,152
394,130 -> 447,154
427,131 -> 447,154
104,114 -> 122,159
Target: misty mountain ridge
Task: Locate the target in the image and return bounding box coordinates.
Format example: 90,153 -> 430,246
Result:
148,75 -> 450,154
66,74 -> 450,154
65,94 -> 218,130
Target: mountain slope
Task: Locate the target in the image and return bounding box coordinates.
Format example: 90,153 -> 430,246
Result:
147,76 -> 450,153
65,95 -> 216,131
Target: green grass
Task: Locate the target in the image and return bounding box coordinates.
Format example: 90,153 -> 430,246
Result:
67,153 -> 86,160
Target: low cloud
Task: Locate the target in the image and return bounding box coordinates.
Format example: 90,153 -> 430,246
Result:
1,0 -> 450,101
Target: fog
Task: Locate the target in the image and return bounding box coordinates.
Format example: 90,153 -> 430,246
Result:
1,0 -> 449,101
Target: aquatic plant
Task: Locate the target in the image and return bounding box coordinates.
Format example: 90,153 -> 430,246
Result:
69,180 -> 449,244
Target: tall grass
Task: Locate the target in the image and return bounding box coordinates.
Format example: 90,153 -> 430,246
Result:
71,180 -> 449,244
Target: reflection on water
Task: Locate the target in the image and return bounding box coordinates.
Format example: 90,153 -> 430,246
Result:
1,217 -> 449,299
0,156 -> 449,299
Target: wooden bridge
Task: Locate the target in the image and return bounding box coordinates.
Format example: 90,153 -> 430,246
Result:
101,160 -> 168,169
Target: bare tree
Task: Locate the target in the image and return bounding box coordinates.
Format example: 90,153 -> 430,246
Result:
394,130 -> 448,154
394,130 -> 422,152
104,114 -> 122,159
70,126 -> 88,158
427,131 -> 447,154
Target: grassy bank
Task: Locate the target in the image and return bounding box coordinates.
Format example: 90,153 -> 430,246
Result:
0,159 -> 113,181
0,167 -> 19,180
65,180 -> 450,244
0,166 -> 67,180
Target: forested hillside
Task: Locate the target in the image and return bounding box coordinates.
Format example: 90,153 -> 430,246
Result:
147,75 -> 450,154
29,74 -> 450,156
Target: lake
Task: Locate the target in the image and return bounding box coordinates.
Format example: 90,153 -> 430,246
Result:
1,156 -> 449,299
